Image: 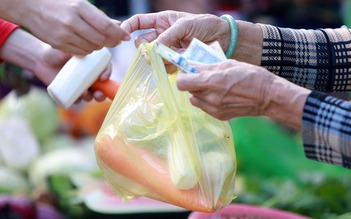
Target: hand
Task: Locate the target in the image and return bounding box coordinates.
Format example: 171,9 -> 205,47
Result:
121,10 -> 230,73
121,10 -> 230,51
176,60 -> 310,129
23,0 -> 130,55
176,60 -> 273,120
34,44 -> 112,103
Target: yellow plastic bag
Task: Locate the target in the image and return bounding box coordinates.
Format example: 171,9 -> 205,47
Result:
94,42 -> 237,212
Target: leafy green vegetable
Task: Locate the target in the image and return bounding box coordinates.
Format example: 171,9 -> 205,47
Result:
0,88 -> 59,144
230,117 -> 351,218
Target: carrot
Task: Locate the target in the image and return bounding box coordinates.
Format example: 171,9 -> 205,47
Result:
91,80 -> 120,100
95,135 -> 222,212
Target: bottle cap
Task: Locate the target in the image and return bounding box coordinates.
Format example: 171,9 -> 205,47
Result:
47,47 -> 112,109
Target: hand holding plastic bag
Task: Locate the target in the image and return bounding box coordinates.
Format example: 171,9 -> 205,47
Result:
94,41 -> 237,212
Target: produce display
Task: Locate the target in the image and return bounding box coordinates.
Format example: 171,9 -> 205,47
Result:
0,86 -> 351,219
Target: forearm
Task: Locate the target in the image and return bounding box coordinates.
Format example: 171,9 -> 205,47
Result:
232,20 -> 263,66
0,28 -> 44,73
260,24 -> 351,92
264,75 -> 311,130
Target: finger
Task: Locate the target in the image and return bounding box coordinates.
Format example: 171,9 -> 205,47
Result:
165,64 -> 178,74
156,21 -> 190,48
192,90 -> 221,107
92,90 -> 106,102
189,95 -> 217,116
190,95 -> 231,121
71,17 -> 107,48
103,22 -> 131,47
176,72 -> 208,92
134,29 -> 159,47
57,31 -> 100,55
79,3 -> 130,43
81,90 -> 93,102
68,35 -> 101,55
99,63 -> 112,81
112,19 -> 122,25
60,43 -> 90,56
74,98 -> 82,105
121,13 -> 160,33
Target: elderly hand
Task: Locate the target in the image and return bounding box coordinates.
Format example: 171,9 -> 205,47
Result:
18,0 -> 130,55
121,10 -> 263,66
121,11 -> 230,51
176,60 -> 311,129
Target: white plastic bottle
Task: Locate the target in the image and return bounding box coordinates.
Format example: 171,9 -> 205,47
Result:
47,47 -> 112,109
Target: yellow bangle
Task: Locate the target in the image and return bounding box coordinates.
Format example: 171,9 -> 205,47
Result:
220,14 -> 238,59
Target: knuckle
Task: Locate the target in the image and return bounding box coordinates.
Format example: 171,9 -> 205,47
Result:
50,40 -> 63,50
61,17 -> 75,30
71,0 -> 84,9
99,21 -> 113,33
95,36 -> 106,46
106,38 -> 121,47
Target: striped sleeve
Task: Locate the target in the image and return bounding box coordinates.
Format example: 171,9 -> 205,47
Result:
259,24 -> 351,92
302,91 -> 351,168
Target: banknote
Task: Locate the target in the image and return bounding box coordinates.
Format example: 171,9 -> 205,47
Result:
156,38 -> 226,73
182,38 -> 226,63
156,43 -> 198,73
207,41 -> 227,61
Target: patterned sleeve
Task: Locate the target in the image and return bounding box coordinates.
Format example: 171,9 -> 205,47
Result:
303,91 -> 351,168
259,24 -> 351,168
259,24 -> 351,92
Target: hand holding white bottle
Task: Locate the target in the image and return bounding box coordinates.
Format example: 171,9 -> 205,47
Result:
47,47 -> 119,109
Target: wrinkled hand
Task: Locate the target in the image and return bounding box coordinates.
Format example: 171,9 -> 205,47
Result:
25,0 -> 130,55
176,60 -> 275,121
121,10 -> 229,50
34,44 -> 111,103
121,10 -> 230,72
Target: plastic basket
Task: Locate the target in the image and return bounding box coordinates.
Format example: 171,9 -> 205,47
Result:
188,204 -> 312,219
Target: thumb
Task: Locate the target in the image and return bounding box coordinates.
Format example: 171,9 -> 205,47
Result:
134,30 -> 158,47
176,71 -> 206,92
157,22 -> 188,49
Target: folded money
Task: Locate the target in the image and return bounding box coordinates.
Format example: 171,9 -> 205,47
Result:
182,38 -> 226,63
156,38 -> 226,74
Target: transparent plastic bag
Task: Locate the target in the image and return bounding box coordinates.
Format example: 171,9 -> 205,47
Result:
94,42 -> 237,212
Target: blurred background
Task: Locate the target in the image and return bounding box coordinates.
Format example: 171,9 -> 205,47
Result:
0,0 -> 351,219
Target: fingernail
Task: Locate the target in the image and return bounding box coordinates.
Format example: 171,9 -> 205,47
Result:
123,34 -> 131,41
137,37 -> 149,44
99,73 -> 109,81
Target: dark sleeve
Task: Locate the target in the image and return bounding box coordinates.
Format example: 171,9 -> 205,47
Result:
259,24 -> 351,93
302,91 -> 351,168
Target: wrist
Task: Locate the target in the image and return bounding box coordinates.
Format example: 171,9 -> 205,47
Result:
233,21 -> 263,66
264,75 -> 311,130
218,19 -> 232,56
0,29 -> 44,73
220,15 -> 237,59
